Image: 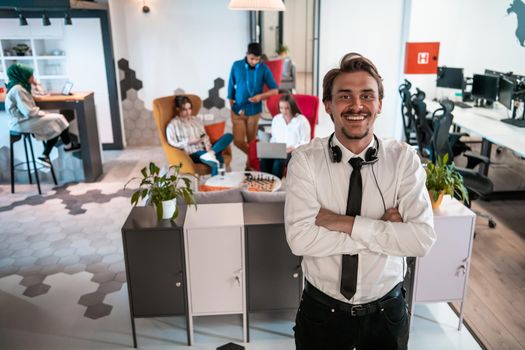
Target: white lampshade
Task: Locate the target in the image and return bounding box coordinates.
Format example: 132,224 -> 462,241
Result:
228,0 -> 286,11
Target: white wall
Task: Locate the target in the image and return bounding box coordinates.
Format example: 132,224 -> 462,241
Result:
318,0 -> 407,139
64,18 -> 112,144
406,0 -> 525,101
109,0 -> 249,110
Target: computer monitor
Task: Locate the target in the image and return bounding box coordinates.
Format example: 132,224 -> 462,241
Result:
484,69 -> 506,77
498,77 -> 515,110
436,66 -> 464,89
471,74 -> 499,101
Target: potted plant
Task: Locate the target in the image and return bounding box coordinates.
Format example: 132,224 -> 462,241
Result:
276,44 -> 289,57
125,162 -> 197,220
425,154 -> 469,209
13,43 -> 30,56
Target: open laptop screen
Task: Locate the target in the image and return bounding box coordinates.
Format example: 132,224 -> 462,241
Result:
61,82 -> 73,95
256,142 -> 287,159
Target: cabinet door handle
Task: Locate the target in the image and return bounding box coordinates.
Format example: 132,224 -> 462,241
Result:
292,272 -> 299,279
234,275 -> 241,286
456,264 -> 466,276
176,281 -> 182,287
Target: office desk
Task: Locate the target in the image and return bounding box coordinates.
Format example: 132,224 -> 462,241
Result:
0,92 -> 102,182
428,101 -> 525,199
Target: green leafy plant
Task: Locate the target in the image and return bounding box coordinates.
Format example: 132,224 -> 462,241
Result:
425,154 -> 469,205
276,44 -> 289,56
13,43 -> 29,56
124,162 -> 196,220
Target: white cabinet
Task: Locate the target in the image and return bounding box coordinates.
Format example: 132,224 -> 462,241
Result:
411,196 -> 476,330
187,226 -> 244,315
184,203 -> 246,345
0,38 -> 68,92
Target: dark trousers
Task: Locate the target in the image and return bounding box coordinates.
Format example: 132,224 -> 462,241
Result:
294,282 -> 409,350
260,153 -> 291,178
43,128 -> 72,157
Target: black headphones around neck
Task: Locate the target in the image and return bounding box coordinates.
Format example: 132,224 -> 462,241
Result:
328,133 -> 380,164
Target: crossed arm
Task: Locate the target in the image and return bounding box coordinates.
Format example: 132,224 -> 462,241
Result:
285,150 -> 435,258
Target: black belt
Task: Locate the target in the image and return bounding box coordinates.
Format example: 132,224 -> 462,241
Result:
304,280 -> 402,317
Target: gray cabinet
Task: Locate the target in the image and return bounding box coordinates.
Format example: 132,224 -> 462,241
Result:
121,206 -> 190,347
243,202 -> 302,340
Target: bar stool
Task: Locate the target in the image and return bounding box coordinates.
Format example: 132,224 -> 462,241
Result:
10,131 -> 58,195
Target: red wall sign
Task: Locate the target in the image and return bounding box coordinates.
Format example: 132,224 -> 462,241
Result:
404,42 -> 440,74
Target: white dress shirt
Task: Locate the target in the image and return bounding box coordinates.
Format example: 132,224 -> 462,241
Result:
270,114 -> 311,148
285,135 -> 436,304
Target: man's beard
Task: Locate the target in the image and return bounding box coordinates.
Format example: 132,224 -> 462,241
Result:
342,126 -> 369,140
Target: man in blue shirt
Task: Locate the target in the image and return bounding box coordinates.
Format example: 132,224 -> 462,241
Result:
228,43 -> 278,167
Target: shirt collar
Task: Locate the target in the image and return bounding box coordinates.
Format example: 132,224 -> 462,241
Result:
333,134 -> 376,164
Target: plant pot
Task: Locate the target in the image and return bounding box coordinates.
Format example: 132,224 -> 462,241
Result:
158,198 -> 177,220
429,191 -> 445,209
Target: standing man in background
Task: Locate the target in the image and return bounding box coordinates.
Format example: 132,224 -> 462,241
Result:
285,52 -> 436,350
228,42 -> 278,169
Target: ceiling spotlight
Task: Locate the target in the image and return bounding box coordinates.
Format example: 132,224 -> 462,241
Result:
64,13 -> 72,25
18,13 -> 28,26
142,0 -> 150,13
42,13 -> 51,26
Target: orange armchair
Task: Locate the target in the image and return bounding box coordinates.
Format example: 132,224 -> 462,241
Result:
152,94 -> 231,175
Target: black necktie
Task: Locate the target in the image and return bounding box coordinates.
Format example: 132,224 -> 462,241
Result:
340,157 -> 363,300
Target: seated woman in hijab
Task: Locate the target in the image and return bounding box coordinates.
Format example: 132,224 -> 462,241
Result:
166,95 -> 233,176
260,94 -> 311,178
4,63 -> 80,166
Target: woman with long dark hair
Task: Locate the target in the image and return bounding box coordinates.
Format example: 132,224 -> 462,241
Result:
260,94 -> 311,178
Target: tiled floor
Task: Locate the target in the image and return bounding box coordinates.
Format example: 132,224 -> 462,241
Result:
0,145 -> 483,349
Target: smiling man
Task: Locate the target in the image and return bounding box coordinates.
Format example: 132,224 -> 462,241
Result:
285,53 -> 436,350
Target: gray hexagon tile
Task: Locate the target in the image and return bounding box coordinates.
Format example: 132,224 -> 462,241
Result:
84,303 -> 113,320
23,283 -> 51,297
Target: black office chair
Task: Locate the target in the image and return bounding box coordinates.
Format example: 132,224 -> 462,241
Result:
430,100 -> 496,228
10,131 -> 58,195
411,88 -> 434,158
398,79 -> 417,145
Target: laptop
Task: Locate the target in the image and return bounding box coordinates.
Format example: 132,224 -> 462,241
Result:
256,142 -> 287,159
50,82 -> 73,96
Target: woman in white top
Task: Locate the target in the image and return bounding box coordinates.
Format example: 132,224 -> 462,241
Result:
166,95 -> 233,175
5,63 -> 80,167
260,94 -> 311,178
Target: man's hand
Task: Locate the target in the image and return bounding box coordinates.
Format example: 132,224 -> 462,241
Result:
248,94 -> 262,103
381,208 -> 403,222
315,208 -> 354,234
229,99 -> 235,107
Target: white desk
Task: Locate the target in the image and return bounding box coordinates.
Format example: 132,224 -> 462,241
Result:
427,101 -> 525,199
445,103 -> 525,157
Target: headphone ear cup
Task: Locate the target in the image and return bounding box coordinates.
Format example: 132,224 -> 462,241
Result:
365,147 -> 376,162
332,146 -> 342,163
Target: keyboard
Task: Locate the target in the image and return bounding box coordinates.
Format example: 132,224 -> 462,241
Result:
453,101 -> 473,109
